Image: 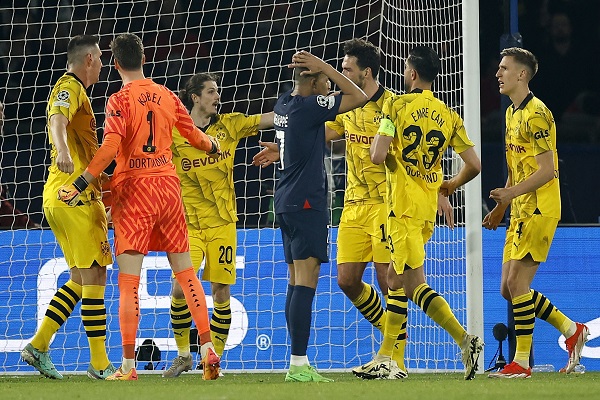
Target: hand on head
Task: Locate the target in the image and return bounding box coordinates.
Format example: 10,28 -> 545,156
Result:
288,50 -> 326,75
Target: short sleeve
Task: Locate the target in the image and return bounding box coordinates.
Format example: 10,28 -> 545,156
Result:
229,113 -> 262,140
448,111 -> 475,154
303,94 -> 342,123
48,84 -> 81,121
104,94 -> 128,139
325,114 -> 345,136
528,113 -> 553,155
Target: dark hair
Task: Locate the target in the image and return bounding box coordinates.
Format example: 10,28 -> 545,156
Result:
343,38 -> 381,78
178,72 -> 222,110
500,47 -> 538,79
293,66 -> 321,83
67,35 -> 99,65
407,46 -> 440,83
110,33 -> 144,71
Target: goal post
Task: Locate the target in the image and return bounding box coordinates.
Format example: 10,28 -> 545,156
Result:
462,0 -> 485,361
0,1 -> 482,374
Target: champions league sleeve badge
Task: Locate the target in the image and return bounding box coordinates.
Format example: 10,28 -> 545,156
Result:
316,95 -> 335,110
53,90 -> 71,108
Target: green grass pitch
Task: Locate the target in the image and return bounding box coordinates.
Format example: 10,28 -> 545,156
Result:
1,372 -> 599,400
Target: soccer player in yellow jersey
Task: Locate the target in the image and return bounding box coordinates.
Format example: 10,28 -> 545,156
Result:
324,39 -> 393,337
162,72 -> 274,377
485,47 -> 589,379
324,39 -> 451,376
357,46 -> 483,380
21,35 -> 116,380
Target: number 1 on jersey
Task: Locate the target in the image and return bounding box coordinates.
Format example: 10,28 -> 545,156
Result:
143,110 -> 157,153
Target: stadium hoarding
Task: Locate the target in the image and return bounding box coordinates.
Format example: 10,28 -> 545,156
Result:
0,227 -> 598,373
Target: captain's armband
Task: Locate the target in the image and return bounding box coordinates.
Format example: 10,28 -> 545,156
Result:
378,118 -> 396,138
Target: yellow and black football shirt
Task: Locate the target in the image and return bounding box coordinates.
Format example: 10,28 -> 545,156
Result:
172,112 -> 261,229
326,85 -> 395,205
505,92 -> 560,219
43,72 -> 101,207
378,89 -> 474,222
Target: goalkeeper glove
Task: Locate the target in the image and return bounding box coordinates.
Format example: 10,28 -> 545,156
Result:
57,175 -> 90,206
206,135 -> 221,159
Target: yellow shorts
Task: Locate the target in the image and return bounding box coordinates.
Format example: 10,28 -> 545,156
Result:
188,222 -> 237,285
388,215 -> 434,274
337,202 -> 390,264
43,200 -> 112,268
503,214 -> 558,263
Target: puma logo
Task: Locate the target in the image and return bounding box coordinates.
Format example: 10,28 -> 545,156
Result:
224,267 -> 233,275
215,336 -> 226,344
174,331 -> 184,337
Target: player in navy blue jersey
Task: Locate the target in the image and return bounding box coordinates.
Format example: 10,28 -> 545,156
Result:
272,50 -> 368,382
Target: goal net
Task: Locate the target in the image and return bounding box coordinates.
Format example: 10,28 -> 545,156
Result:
0,0 -> 482,374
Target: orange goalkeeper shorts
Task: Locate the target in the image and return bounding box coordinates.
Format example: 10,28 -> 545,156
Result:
111,175 -> 189,255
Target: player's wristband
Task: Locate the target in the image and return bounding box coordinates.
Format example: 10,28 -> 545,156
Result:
378,119 -> 396,137
72,175 -> 90,192
208,139 -> 218,154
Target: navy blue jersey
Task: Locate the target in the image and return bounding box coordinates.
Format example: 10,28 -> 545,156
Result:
273,90 -> 342,213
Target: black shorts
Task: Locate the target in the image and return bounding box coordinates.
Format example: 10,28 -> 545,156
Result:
277,209 -> 329,264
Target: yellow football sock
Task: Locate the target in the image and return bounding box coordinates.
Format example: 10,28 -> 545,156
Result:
513,292 -> 535,368
386,288 -> 408,370
170,297 -> 192,355
81,284 -> 110,370
531,289 -> 573,336
210,299 -> 232,357
413,283 -> 465,345
31,279 -> 82,352
351,282 -> 386,333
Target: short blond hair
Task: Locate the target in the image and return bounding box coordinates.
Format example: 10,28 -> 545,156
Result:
500,47 -> 538,79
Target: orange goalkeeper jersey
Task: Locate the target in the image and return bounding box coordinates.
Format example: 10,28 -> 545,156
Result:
104,78 -> 210,187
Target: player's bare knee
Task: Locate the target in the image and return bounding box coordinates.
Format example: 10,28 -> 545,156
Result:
337,272 -> 360,292
500,285 -> 511,301
171,279 -> 185,299
211,283 -> 230,303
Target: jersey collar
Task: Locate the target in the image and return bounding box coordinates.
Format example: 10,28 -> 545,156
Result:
65,72 -> 86,91
198,115 -> 218,132
370,85 -> 386,103
512,92 -> 534,112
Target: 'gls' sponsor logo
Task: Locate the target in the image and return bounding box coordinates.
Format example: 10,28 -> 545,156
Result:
534,130 -> 549,140
107,109 -> 121,117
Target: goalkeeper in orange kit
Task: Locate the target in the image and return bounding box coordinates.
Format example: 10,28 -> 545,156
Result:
58,33 -> 222,381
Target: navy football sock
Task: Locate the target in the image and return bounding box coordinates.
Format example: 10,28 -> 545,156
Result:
289,285 -> 316,356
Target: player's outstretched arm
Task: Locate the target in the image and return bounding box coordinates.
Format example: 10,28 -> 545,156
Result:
252,141 -> 279,168
258,112 -> 275,130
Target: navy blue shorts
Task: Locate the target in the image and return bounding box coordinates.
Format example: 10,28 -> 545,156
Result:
277,209 -> 329,264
